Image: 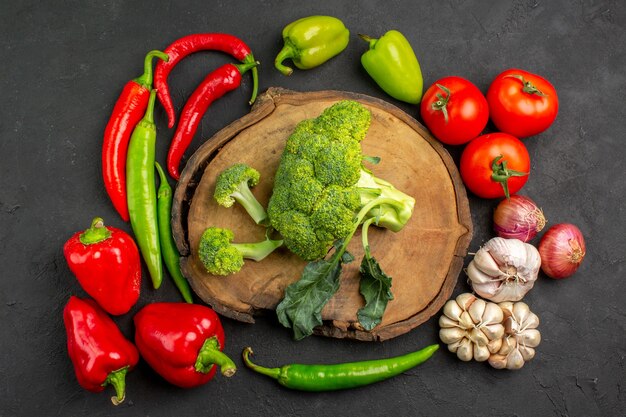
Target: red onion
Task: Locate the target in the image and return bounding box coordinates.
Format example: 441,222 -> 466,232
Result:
493,195 -> 546,242
538,223 -> 586,279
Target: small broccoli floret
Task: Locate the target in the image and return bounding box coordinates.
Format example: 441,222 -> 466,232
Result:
214,164 -> 268,225
198,227 -> 283,276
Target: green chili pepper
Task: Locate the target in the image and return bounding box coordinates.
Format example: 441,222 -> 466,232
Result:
274,15 -> 350,76
242,344 -> 439,391
126,89 -> 162,289
359,30 -> 424,104
155,162 -> 193,303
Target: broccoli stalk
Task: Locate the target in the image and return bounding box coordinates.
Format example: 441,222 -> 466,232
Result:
357,170 -> 415,232
198,227 -> 283,276
214,164 -> 268,225
276,196 -> 404,340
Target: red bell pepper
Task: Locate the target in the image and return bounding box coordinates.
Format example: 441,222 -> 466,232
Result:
133,303 -> 236,388
63,217 -> 141,315
63,296 -> 139,405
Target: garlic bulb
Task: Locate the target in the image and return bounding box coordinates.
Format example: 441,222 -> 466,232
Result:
467,237 -> 541,302
488,301 -> 541,370
439,293 -> 505,362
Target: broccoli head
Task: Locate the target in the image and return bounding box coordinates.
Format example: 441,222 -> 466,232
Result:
267,100 -> 415,261
214,163 -> 268,225
198,227 -> 283,276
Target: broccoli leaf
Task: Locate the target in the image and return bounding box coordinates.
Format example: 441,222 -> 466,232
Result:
357,252 -> 394,331
276,256 -> 342,340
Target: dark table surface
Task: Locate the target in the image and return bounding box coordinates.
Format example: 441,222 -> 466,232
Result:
2,1 -> 625,416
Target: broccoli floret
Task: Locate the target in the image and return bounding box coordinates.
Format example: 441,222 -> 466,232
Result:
267,100 -> 415,261
214,163 -> 268,225
198,227 -> 283,276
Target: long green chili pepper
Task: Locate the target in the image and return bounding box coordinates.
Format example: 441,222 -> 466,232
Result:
155,162 -> 193,303
126,89 -> 162,288
242,344 -> 439,391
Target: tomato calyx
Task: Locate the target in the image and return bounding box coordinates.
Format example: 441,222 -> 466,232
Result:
431,84 -> 451,123
491,155 -> 528,199
504,74 -> 546,97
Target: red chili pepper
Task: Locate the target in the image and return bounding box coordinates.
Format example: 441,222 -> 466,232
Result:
102,50 -> 168,221
63,217 -> 141,315
63,296 -> 140,405
133,303 -> 236,388
154,33 -> 259,129
166,61 -> 258,180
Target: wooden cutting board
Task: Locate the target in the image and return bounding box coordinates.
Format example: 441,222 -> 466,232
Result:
172,88 -> 472,341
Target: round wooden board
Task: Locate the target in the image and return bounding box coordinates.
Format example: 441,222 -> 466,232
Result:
172,88 -> 472,341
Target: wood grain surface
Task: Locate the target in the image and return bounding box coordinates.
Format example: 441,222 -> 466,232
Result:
172,88 -> 472,341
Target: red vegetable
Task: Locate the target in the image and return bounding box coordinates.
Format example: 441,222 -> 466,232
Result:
420,76 -> 489,145
63,217 -> 141,315
133,303 -> 236,388
63,296 -> 139,405
493,195 -> 546,242
486,69 -> 558,138
166,61 -> 257,180
102,50 -> 168,221
154,33 -> 259,128
538,223 -> 586,279
460,133 -> 530,199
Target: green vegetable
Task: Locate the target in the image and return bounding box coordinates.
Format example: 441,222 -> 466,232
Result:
360,30 -> 424,104
214,163 -> 268,225
357,218 -> 393,331
198,227 -> 283,276
269,100 -> 415,339
155,162 -> 193,303
126,89 -> 162,288
274,15 -> 350,76
242,344 -> 439,391
267,100 -> 415,261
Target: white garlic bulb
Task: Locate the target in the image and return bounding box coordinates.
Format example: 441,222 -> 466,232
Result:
488,301 -> 541,370
439,293 -> 505,362
467,237 -> 541,302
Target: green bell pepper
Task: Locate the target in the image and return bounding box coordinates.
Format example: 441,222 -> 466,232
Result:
274,15 -> 350,76
360,30 -> 424,104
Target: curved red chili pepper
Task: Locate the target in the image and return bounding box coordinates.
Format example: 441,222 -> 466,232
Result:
166,61 -> 257,180
102,50 -> 168,221
154,33 -> 259,129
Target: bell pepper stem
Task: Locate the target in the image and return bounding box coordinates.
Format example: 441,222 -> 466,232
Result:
274,42 -> 297,76
195,337 -> 236,377
134,50 -> 169,88
358,34 -> 378,49
104,366 -> 129,406
79,217 -> 112,245
242,347 -> 281,380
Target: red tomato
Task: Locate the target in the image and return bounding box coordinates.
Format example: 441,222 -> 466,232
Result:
420,76 -> 489,145
486,69 -> 558,138
460,133 -> 530,199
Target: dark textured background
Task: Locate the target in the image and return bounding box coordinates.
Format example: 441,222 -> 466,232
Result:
1,1 -> 625,416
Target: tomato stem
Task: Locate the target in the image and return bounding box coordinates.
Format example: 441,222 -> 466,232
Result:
431,83 -> 451,123
491,155 -> 528,199
504,74 -> 546,96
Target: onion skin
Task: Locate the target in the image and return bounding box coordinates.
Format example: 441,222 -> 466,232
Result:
538,223 -> 586,279
493,195 -> 546,242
